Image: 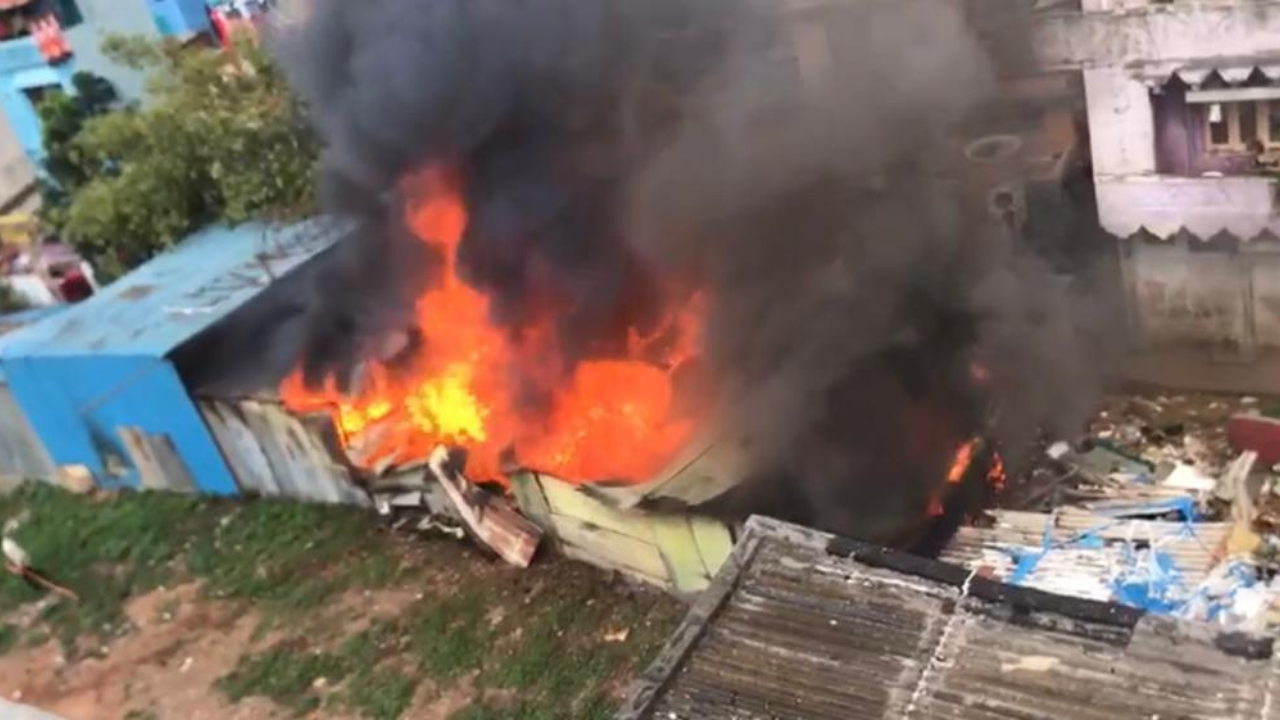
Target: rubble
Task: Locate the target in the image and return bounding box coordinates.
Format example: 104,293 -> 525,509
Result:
963,392 -> 1280,631
361,447 -> 543,568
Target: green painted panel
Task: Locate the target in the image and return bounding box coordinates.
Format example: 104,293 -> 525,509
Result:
538,475 -> 657,541
510,471 -> 553,532
653,515 -> 711,594
690,517 -> 735,578
554,514 -> 668,581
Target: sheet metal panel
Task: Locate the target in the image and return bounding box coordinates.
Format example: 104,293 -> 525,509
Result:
200,398 -> 368,506
0,218 -> 347,359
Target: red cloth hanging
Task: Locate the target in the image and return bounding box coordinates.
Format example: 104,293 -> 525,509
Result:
31,14 -> 69,62
210,9 -> 231,47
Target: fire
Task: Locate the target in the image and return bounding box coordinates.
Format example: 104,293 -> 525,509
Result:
946,439 -> 977,485
281,171 -> 701,482
987,451 -> 1007,491
929,438 -> 1005,517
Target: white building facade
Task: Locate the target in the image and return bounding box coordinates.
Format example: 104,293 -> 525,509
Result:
1035,0 -> 1280,359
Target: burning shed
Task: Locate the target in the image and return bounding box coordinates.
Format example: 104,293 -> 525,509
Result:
0,219 -> 361,499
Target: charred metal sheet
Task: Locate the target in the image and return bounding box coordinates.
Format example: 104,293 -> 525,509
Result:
616,516 -> 1280,720
200,399 -> 368,506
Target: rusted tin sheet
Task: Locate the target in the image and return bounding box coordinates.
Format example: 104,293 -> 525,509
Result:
0,383 -> 53,482
117,427 -> 197,493
200,398 -> 368,506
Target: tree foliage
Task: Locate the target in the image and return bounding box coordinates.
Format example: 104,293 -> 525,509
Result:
41,36 -> 319,277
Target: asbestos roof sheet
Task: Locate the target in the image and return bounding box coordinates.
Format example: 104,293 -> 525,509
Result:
616,516 -> 1279,720
0,219 -> 347,359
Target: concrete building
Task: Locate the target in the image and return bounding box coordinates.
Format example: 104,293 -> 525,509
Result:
0,0 -> 212,208
1032,1 -> 1280,375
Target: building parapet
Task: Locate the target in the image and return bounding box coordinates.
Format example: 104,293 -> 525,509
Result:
1096,174 -> 1280,239
1034,1 -> 1280,71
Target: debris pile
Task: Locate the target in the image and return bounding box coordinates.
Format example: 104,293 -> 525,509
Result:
367,445 -> 543,568
952,393 -> 1280,631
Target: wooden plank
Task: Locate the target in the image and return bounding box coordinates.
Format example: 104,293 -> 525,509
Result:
538,477 -> 657,541
117,427 -> 196,493
653,516 -> 711,594
429,446 -> 541,568
552,514 -> 669,582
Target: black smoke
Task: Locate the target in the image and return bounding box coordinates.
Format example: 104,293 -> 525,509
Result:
267,0 -> 1102,546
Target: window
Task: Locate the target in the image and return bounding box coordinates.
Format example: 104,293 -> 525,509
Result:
21,84 -> 62,111
1240,101 -> 1258,145
1209,104 -> 1230,145
1203,100 -> 1280,150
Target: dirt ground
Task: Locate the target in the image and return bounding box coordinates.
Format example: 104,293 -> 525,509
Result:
3,584 -> 300,720
0,490 -> 684,720
0,584 -> 506,720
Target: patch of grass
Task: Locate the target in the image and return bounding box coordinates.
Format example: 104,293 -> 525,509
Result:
437,570 -> 681,720
187,499 -> 387,622
345,669 -> 416,720
0,483 -> 684,720
0,484 -> 410,662
216,643 -> 351,715
410,594 -> 490,680
0,483 -> 219,649
0,622 -> 17,655
123,710 -> 160,720
220,620 -> 422,720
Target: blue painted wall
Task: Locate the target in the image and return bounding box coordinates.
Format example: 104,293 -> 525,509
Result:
0,42 -> 74,161
64,0 -> 169,104
147,0 -> 212,39
0,0 -> 213,165
0,354 -> 240,494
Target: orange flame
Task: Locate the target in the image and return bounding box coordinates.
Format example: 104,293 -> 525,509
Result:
946,439 -> 977,485
281,171 -> 700,483
987,451 -> 1007,492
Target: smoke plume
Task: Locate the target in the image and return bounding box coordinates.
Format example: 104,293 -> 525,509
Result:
269,0 -> 1100,545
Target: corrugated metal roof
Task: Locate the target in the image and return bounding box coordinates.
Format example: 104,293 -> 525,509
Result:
616,516 -> 1279,720
0,219 -> 347,359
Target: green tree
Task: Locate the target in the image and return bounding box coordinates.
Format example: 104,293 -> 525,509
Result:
37,71 -> 120,230
43,35 -> 319,277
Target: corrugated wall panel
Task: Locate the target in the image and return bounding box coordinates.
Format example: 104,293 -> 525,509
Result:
200,398 -> 368,506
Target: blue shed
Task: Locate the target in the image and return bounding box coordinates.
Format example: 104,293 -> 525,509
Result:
0,218 -> 359,499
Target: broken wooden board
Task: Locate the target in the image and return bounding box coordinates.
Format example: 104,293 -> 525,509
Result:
428,446 -> 542,568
